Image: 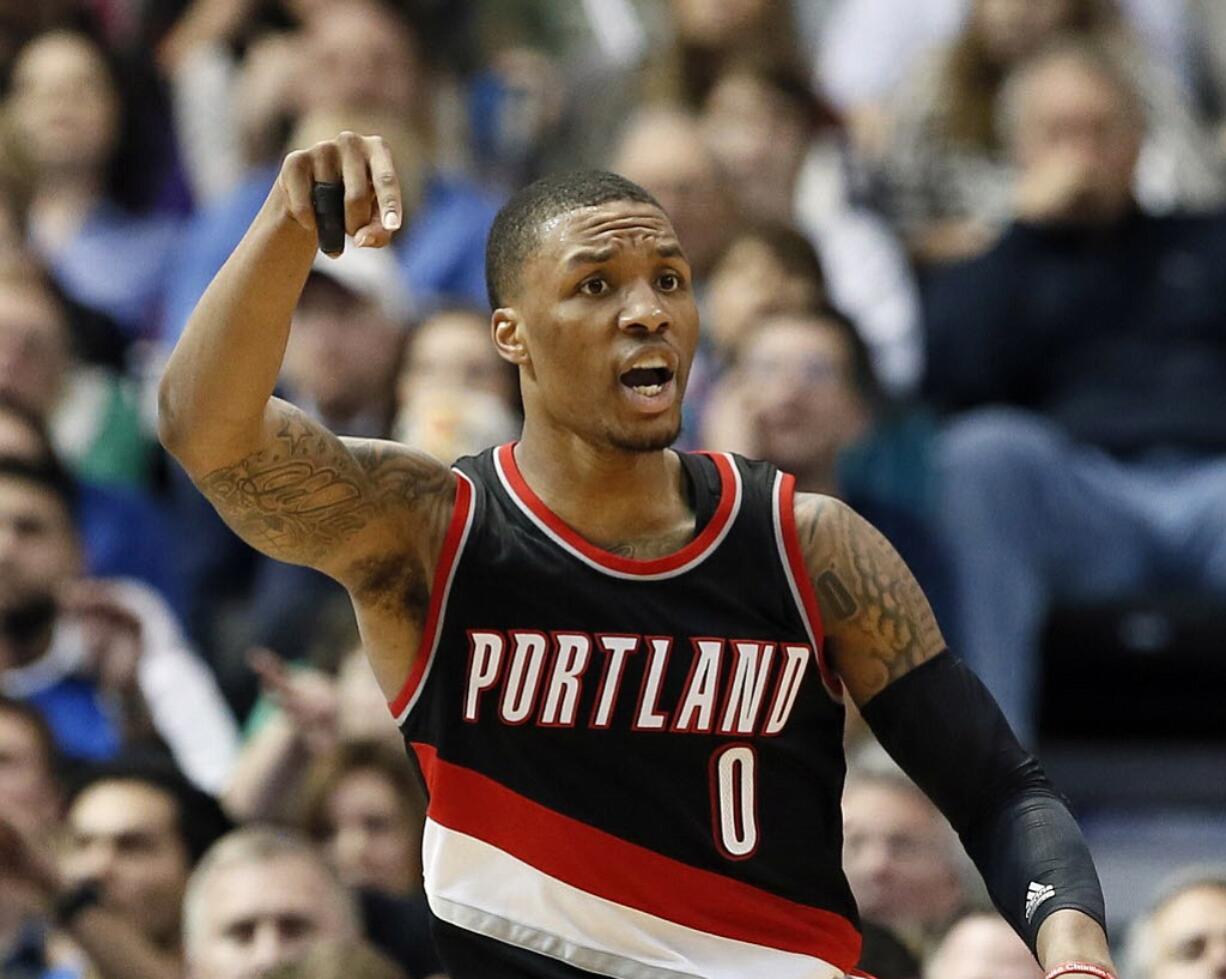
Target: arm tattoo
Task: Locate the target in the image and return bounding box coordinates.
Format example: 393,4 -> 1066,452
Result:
196,402 -> 451,573
797,494 -> 945,701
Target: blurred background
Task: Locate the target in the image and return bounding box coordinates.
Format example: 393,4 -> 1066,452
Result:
0,1 -> 1224,978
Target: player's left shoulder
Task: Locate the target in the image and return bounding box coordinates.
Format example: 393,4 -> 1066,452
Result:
792,491 -> 946,704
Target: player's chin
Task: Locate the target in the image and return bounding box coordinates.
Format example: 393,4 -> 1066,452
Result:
606,413 -> 683,453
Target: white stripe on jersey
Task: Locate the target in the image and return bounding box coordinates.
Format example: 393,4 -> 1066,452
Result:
422,818 -> 847,979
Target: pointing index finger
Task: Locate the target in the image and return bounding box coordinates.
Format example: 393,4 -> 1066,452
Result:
366,135 -> 402,231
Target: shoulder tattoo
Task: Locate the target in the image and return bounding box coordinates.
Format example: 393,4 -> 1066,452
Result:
795,494 -> 945,700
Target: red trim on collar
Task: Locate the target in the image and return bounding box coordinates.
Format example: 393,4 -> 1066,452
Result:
495,442 -> 738,577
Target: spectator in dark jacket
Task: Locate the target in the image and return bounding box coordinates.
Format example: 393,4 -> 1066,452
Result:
923,38 -> 1226,740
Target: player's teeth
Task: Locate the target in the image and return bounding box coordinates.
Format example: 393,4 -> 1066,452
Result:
634,384 -> 663,396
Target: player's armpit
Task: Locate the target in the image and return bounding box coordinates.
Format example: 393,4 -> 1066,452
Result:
794,493 -> 945,705
194,397 -> 455,587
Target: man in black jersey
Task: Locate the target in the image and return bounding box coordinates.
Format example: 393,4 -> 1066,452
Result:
160,132 -> 1116,979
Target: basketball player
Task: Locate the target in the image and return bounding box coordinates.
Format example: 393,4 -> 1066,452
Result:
159,133 -> 1117,979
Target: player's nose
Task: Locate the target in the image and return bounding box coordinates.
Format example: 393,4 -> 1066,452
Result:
618,279 -> 670,335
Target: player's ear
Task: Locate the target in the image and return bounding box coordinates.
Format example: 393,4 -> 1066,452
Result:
492,308 -> 530,367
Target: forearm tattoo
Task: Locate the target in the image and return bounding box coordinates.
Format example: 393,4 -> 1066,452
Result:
796,494 -> 945,700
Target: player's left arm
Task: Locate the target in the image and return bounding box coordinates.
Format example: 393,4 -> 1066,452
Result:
796,493 -> 1117,979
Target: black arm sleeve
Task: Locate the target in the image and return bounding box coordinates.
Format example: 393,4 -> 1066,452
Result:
858,650 -> 1107,952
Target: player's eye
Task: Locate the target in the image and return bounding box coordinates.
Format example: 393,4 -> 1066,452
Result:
579,277 -> 609,297
657,271 -> 682,293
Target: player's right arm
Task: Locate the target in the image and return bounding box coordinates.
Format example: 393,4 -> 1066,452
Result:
158,133 -> 456,696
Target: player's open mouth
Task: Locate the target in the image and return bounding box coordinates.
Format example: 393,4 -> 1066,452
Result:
618,360 -> 677,413
619,365 -> 674,397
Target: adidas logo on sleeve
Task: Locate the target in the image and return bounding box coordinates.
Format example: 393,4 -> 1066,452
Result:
1026,881 -> 1057,922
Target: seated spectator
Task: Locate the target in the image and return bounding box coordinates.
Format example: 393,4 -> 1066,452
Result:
875,0 -> 1225,265
704,225 -> 827,360
262,938 -> 409,979
0,397 -> 184,614
0,695 -> 60,834
215,659 -> 440,975
0,695 -> 74,977
923,911 -> 1042,979
161,0 -> 500,347
687,223 -> 825,444
645,0 -> 806,107
182,827 -> 359,979
1125,867 -> 1226,979
299,740 -> 441,978
701,63 -> 834,225
300,740 -> 425,898
843,759 -> 969,954
700,63 -> 922,392
0,457 -> 238,791
0,757 -> 230,979
4,31 -> 181,339
924,39 -> 1226,740
284,248 -> 410,438
393,307 -> 520,460
0,260 -> 152,489
610,107 -> 736,289
703,307 -> 953,627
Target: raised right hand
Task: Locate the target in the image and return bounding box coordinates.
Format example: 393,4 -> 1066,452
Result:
275,131 -> 403,249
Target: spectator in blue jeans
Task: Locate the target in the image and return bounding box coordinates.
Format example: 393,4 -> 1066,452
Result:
922,37 -> 1226,741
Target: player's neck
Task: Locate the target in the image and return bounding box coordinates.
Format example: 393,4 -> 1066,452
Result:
514,425 -> 690,546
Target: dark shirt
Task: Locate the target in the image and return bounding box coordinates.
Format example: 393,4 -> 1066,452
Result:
358,888 -> 444,979
922,209 -> 1226,455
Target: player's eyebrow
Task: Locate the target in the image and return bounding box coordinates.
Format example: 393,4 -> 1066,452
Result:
566,247 -> 615,267
566,242 -> 683,267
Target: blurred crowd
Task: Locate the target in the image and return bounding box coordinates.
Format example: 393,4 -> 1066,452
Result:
0,0 -> 1225,977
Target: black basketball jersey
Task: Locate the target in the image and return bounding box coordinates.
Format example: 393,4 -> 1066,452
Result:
391,443 -> 868,979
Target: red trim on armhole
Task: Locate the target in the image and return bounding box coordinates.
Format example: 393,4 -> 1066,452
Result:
388,473 -> 474,720
778,474 -> 842,698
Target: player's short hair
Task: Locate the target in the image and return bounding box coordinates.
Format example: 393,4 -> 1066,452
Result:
485,170 -> 662,310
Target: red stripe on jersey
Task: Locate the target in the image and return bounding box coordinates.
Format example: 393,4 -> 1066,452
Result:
411,741 -> 862,969
778,474 -> 842,698
496,442 -> 738,576
388,473 -> 474,718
